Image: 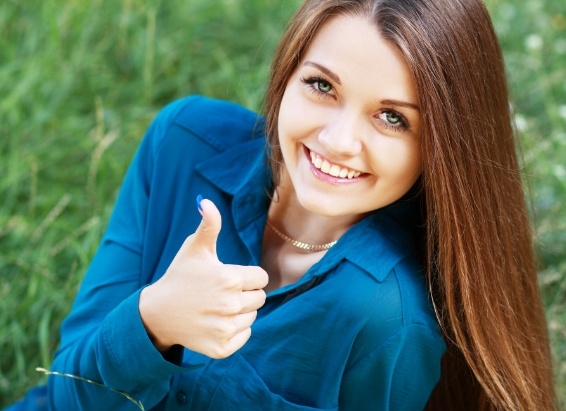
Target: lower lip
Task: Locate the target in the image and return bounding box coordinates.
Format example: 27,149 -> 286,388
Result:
304,146 -> 365,185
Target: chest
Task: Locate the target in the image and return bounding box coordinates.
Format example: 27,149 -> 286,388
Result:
260,232 -> 330,293
171,270 -> 369,410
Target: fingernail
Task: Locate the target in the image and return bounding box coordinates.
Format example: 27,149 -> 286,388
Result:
196,194 -> 203,211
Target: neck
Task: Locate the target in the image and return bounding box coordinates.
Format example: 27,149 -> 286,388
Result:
267,181 -> 361,247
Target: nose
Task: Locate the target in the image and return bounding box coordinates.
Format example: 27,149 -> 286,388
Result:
317,110 -> 364,157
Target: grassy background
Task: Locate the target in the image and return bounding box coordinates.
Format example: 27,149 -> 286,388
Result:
0,0 -> 564,407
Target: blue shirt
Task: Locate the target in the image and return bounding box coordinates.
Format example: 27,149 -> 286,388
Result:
8,96 -> 445,411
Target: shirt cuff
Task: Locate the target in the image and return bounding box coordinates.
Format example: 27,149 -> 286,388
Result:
100,288 -> 203,387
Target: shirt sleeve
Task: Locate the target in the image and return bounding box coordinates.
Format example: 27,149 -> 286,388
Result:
338,324 -> 445,411
47,98 -> 202,411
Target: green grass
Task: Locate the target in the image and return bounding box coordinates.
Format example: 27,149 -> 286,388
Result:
0,0 -> 564,407
486,0 -> 566,404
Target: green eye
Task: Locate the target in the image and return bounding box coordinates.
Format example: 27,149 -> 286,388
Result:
384,111 -> 402,125
316,80 -> 333,93
301,76 -> 334,98
378,110 -> 409,132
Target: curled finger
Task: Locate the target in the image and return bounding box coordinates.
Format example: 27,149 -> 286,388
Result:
238,289 -> 267,314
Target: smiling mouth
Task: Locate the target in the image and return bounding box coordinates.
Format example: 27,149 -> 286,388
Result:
308,149 -> 363,179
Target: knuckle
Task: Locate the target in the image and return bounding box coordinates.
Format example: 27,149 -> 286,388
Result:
245,310 -> 258,325
184,233 -> 202,249
252,268 -> 269,287
208,347 -> 228,359
212,319 -> 237,339
212,323 -> 228,339
182,234 -> 195,246
242,315 -> 253,331
208,341 -> 234,359
221,274 -> 243,290
217,299 -> 241,315
258,289 -> 267,302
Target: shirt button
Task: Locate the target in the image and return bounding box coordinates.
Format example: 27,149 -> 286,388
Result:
176,390 -> 187,404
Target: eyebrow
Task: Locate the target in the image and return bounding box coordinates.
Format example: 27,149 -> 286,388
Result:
380,99 -> 420,112
303,61 -> 420,112
303,61 -> 341,85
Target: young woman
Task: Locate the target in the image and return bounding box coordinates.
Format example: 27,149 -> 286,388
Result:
6,0 -> 556,410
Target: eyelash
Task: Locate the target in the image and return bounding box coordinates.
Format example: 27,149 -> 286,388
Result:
299,75 -> 411,133
300,76 -> 334,99
377,110 -> 410,132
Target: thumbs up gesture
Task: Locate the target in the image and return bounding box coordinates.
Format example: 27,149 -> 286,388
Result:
139,197 -> 269,359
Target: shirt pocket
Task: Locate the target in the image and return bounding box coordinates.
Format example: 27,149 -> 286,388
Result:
207,354 -> 338,411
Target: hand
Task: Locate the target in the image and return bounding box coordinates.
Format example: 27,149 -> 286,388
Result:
139,198 -> 269,359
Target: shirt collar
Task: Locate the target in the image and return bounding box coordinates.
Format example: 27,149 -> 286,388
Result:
194,136 -> 270,198
323,199 -> 421,282
195,137 -> 271,265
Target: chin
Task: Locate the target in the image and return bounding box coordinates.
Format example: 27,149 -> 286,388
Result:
296,195 -> 366,218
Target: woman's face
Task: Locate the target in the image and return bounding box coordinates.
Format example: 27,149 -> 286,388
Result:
277,14 -> 422,219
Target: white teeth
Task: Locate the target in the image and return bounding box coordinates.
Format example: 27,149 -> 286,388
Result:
308,149 -> 362,179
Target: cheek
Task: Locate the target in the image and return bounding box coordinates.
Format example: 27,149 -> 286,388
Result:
277,90 -> 298,141
372,139 -> 422,180
278,82 -> 325,141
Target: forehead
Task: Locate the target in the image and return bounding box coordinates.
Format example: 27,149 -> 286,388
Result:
301,14 -> 417,104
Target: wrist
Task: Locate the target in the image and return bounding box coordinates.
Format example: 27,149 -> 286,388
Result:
139,286 -> 174,353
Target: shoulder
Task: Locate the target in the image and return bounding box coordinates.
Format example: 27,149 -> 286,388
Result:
329,205 -> 443,362
339,253 -> 438,334
339,253 -> 445,370
147,95 -> 264,153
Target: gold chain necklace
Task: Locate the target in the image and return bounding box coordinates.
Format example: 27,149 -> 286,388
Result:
265,220 -> 337,252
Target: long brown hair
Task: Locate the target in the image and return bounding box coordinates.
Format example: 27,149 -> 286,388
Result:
264,0 -> 557,409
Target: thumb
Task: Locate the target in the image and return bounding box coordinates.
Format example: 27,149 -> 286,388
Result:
189,195 -> 222,257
